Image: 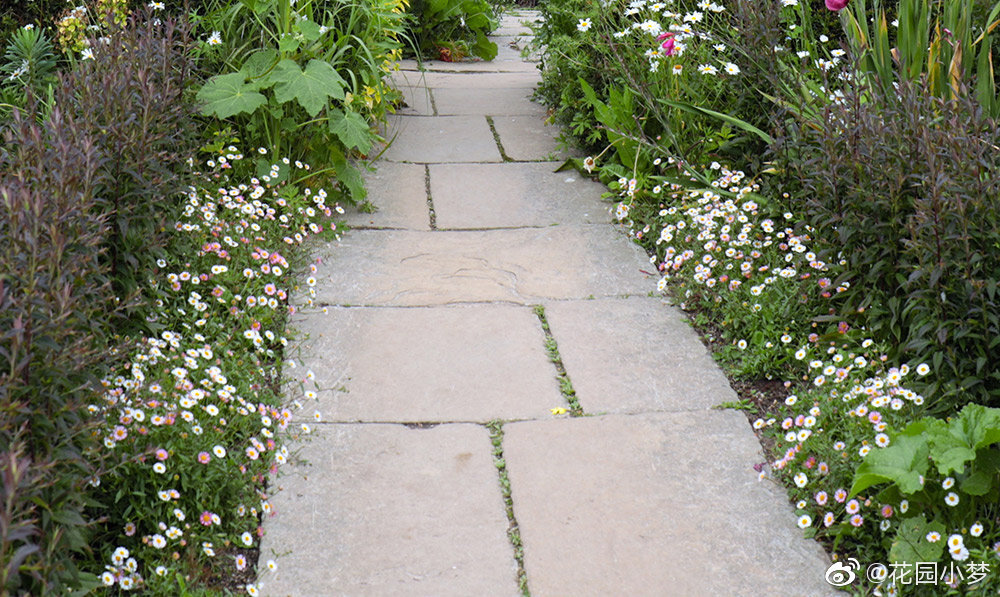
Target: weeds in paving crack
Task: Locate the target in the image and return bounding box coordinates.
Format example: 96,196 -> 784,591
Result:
486,420 -> 531,597
485,116 -> 515,162
532,305 -> 583,416
424,164 -> 437,229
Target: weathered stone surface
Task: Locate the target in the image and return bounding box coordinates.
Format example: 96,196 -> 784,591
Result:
260,424 -> 520,596
395,84 -> 435,116
381,115 -> 501,163
288,304 -> 563,422
390,70 -> 539,89
493,12 -> 540,37
429,163 -> 610,228
344,162 -> 430,230
503,413 -> 835,597
419,58 -> 541,74
544,297 -> 737,413
307,227 -> 652,306
492,115 -> 576,162
433,87 -> 545,117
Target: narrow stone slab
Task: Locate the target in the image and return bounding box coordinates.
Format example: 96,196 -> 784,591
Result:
344,162 -> 429,230
430,163 -> 610,228
395,85 -> 435,116
307,227 -> 652,306
391,70 -> 539,89
381,116 -> 501,163
494,13 -> 540,36
544,297 -> 737,413
492,115 -> 577,161
433,87 -> 545,116
290,304 -> 563,422
493,36 -> 542,63
261,424 -> 520,596
421,59 -> 540,74
503,413 -> 835,597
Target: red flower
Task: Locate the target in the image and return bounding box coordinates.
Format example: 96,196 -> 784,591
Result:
826,0 -> 849,10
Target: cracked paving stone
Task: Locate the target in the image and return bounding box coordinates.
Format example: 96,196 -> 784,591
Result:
303,227 -> 652,306
285,304 -> 564,422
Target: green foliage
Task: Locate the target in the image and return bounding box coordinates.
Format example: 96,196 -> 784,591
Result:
841,0 -> 1000,117
776,76 -> 1000,410
0,26 -> 58,118
0,103 -> 114,596
193,0 -> 407,202
61,10 -> 200,314
406,0 -> 499,60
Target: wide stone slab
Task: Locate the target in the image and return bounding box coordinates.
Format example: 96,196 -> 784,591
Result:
544,297 -> 737,413
503,413 -> 835,597
395,84 -> 435,116
391,70 -> 539,89
307,227 -> 652,306
416,58 -> 540,74
290,304 -> 563,422
494,13 -> 540,36
433,87 -> 545,116
429,163 -> 610,228
261,423 -> 520,596
345,162 -> 429,230
492,115 -> 575,161
381,115 -> 501,163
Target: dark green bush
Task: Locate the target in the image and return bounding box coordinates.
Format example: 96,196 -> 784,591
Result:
61,10 -> 199,308
0,12 -> 198,592
0,103 -> 113,595
774,76 -> 1000,410
406,0 -> 499,60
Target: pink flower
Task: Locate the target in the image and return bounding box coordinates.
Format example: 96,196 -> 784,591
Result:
826,0 -> 849,10
657,32 -> 676,56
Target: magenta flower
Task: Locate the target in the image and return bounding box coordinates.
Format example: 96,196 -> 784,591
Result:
826,0 -> 849,10
657,32 -> 676,56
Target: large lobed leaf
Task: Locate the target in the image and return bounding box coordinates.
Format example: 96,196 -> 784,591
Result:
196,72 -> 267,119
271,58 -> 346,118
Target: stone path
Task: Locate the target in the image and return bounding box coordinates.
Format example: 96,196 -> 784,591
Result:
260,11 -> 834,596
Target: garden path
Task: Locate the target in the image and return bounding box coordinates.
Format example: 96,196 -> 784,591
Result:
260,11 -> 835,596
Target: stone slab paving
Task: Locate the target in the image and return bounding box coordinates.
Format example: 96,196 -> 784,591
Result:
395,84 -> 435,116
344,162 -> 429,230
381,115 -> 501,163
263,14 -> 835,597
493,12 -> 540,37
433,87 -> 545,116
391,70 -> 540,89
544,297 -> 738,413
306,227 -> 652,306
430,162 -> 610,228
260,423 -> 520,596
289,304 -> 564,422
503,413 -> 836,597
492,114 -> 572,162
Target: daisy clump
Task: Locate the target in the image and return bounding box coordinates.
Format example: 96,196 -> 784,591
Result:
88,146 -> 335,591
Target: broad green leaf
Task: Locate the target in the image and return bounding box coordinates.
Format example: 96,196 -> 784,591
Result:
850,434 -> 929,496
196,72 -> 267,119
328,108 -> 373,153
240,49 -> 279,81
271,59 -> 346,117
334,157 -> 366,201
278,35 -> 301,54
960,469 -> 994,495
471,30 -> 498,61
297,19 -> 321,43
925,404 -> 1000,475
889,515 -> 945,564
